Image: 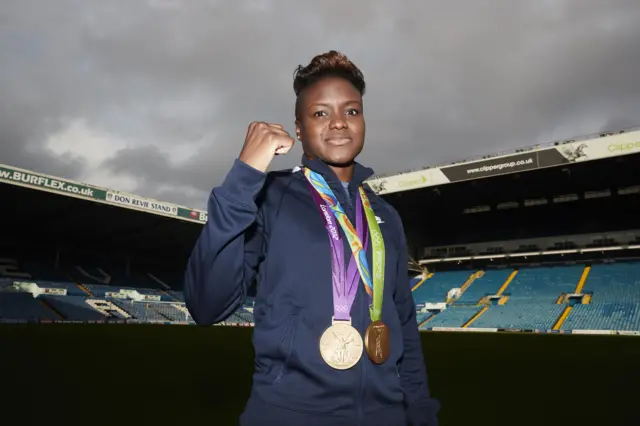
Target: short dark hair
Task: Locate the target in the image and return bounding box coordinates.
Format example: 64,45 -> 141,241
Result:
293,50 -> 366,117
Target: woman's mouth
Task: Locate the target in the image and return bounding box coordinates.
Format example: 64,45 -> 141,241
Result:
325,137 -> 352,146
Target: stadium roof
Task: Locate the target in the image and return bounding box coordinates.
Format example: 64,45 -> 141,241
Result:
0,164 -> 208,225
381,149 -> 640,265
367,126 -> 640,195
0,164 -> 205,261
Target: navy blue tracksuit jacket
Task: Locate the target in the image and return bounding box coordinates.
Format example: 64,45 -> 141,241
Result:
184,156 -> 440,426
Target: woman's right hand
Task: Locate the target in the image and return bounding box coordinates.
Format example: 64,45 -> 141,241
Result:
238,122 -> 295,173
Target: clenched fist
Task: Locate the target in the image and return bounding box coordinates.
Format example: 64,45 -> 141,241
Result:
238,122 -> 295,173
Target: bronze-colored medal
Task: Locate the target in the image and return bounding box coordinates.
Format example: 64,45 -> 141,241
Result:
364,320 -> 390,364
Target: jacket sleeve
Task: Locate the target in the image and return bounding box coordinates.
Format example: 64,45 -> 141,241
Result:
184,159 -> 268,325
393,216 -> 441,426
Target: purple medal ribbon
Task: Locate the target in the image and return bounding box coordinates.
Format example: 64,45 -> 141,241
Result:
307,182 -> 369,321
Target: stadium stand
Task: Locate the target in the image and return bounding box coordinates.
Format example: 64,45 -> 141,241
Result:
583,262 -> 640,303
410,258 -> 640,331
420,306 -> 479,328
0,252 -> 255,325
561,302 -> 640,331
469,303 -> 565,330
42,295 -> 108,321
2,127 -> 640,334
412,270 -> 473,304
0,292 -> 56,321
454,269 -> 513,304
506,265 -> 584,302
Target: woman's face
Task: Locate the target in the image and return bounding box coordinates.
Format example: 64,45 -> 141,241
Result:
296,76 -> 365,168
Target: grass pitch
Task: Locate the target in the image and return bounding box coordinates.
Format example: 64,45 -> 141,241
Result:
1,324 -> 638,425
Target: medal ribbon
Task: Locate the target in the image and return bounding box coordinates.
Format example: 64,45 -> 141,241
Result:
304,168 -> 385,322
306,181 -> 367,321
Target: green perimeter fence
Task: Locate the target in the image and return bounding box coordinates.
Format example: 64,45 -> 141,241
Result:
1,325 -> 639,426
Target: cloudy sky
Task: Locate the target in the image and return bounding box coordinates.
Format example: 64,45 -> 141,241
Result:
1,0 -> 639,209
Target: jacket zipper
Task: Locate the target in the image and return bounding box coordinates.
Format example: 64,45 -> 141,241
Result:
358,286 -> 366,426
338,182 -> 365,425
350,183 -> 366,426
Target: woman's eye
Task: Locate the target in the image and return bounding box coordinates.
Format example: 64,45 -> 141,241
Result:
313,111 -> 327,117
346,109 -> 359,116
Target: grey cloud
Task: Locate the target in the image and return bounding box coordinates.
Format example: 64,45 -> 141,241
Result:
1,0 -> 640,209
103,145 -> 171,182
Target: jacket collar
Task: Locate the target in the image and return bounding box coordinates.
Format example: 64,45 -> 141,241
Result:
300,155 -> 374,187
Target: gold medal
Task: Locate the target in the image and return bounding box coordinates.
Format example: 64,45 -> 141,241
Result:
319,318 -> 363,370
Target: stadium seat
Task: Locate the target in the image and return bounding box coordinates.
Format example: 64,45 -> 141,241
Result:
582,262 -> 640,303
505,265 -> 583,303
8,249 -> 640,332
0,292 -> 58,322
0,258 -> 87,296
412,271 -> 474,304
469,303 -> 565,330
111,300 -> 169,322
455,269 -> 513,304
152,303 -> 192,322
415,312 -> 432,326
421,307 -> 481,329
41,295 -> 106,321
561,303 -> 640,331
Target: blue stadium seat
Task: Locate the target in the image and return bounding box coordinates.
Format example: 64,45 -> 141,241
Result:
111,299 -> 169,322
415,312 -> 432,325
412,271 -> 473,304
151,303 -> 191,322
1,255 -> 197,324
42,295 -> 106,321
0,258 -> 87,296
456,269 -> 513,304
422,307 -> 481,329
506,265 -> 583,302
470,303 -> 564,330
561,303 -> 640,331
9,251 -> 640,331
0,293 -> 57,321
84,284 -> 170,300
583,262 -> 640,303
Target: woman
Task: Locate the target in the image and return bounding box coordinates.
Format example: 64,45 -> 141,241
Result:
185,50 -> 440,426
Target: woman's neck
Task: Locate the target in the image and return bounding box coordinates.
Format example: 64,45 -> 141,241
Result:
329,164 -> 354,182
